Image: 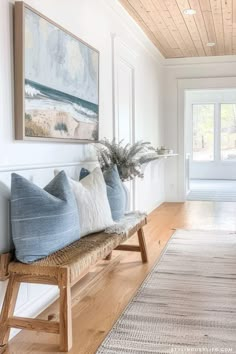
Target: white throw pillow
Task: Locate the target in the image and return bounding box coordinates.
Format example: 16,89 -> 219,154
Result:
55,168 -> 114,237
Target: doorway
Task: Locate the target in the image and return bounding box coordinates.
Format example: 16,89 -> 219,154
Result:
185,89 -> 236,201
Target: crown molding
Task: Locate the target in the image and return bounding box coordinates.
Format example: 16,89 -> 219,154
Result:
101,0 -> 164,65
164,55 -> 236,67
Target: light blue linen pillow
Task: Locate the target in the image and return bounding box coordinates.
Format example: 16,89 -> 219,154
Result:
80,165 -> 126,221
11,171 -> 80,264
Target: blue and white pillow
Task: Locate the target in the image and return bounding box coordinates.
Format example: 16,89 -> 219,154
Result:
11,171 -> 80,263
55,167 -> 114,237
80,165 -> 126,221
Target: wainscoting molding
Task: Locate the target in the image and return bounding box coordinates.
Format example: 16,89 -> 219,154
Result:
112,35 -> 136,210
0,160 -> 97,173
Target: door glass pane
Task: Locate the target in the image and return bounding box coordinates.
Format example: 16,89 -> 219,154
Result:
192,104 -> 214,161
221,104 -> 236,161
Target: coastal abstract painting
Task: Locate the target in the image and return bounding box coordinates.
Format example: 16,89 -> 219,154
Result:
14,3 -> 99,142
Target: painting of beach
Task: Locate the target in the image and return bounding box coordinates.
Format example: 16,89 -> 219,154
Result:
21,6 -> 99,141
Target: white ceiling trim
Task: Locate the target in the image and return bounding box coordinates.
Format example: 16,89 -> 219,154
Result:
164,55 -> 236,67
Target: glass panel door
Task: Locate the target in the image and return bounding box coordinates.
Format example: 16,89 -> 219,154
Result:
192,104 -> 215,161
221,104 -> 236,161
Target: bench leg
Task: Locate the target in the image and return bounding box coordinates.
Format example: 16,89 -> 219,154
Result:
59,269 -> 72,352
137,228 -> 148,263
115,227 -> 148,263
0,275 -> 20,348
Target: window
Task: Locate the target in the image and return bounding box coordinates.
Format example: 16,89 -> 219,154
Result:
191,102 -> 236,163
192,104 -> 214,161
221,104 -> 236,161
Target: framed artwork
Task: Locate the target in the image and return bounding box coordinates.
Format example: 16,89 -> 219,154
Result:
14,2 -> 99,143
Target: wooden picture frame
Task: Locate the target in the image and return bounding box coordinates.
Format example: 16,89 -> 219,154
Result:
14,2 -> 99,143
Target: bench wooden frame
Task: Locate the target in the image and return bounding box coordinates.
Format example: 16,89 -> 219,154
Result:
0,225 -> 148,352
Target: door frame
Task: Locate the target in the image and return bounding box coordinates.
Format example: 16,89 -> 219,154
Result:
188,100 -> 236,180
177,77 -> 236,201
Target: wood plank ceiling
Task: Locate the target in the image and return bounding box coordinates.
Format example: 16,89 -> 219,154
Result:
118,0 -> 236,58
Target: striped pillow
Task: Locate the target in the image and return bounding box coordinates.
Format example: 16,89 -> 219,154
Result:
11,171 -> 80,263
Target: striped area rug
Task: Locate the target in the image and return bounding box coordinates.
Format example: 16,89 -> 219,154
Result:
96,230 -> 236,353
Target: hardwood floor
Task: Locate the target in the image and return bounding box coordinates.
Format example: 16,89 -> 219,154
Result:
6,201 -> 236,354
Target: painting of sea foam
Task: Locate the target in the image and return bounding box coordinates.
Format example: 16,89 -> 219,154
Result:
24,8 -> 99,140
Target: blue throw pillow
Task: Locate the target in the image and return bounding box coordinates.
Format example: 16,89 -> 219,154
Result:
11,171 -> 80,263
80,165 -> 126,221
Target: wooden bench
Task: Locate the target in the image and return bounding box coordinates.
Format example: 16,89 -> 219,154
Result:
0,213 -> 148,352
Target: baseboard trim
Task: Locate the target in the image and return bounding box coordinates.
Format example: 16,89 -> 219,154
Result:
146,200 -> 164,214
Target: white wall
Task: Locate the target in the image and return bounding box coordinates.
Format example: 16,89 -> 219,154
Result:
0,0 -> 165,336
2,0 -> 236,342
163,57 -> 236,201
